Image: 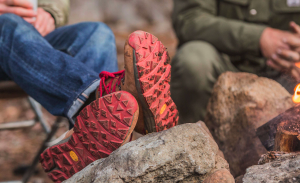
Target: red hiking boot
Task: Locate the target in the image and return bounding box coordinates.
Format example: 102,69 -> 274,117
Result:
40,91 -> 139,183
97,31 -> 179,134
124,31 -> 179,133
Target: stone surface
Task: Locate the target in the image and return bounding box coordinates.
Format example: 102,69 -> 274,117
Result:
64,122 -> 234,183
243,152 -> 300,183
205,72 -> 295,177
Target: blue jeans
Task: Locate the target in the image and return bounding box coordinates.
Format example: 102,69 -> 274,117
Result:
0,14 -> 118,124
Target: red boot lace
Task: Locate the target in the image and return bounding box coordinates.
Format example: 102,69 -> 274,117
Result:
99,70 -> 125,97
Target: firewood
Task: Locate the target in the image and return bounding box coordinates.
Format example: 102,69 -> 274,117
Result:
256,104 -> 300,151
274,121 -> 300,152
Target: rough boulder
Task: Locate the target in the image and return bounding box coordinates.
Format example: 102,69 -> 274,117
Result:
243,152 -> 300,183
64,122 -> 234,183
205,72 -> 294,177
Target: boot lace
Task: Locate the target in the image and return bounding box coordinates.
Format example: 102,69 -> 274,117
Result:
99,70 -> 125,97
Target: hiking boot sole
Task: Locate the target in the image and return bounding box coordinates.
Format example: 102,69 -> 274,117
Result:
40,91 -> 138,183
128,31 -> 179,133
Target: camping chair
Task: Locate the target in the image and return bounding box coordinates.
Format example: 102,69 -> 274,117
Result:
0,81 -> 64,183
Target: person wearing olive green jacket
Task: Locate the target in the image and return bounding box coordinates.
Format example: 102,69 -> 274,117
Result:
171,0 -> 300,124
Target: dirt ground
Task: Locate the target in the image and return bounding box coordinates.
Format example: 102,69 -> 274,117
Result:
0,0 -> 176,182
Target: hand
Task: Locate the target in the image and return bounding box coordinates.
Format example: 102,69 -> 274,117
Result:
261,27 -> 300,81
290,21 -> 300,35
267,43 -> 300,82
267,53 -> 300,82
290,21 -> 300,53
260,27 -> 300,59
0,0 -> 36,24
34,8 -> 55,36
277,48 -> 300,62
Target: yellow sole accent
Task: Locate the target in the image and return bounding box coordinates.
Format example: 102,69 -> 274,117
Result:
70,151 -> 78,162
160,104 -> 167,115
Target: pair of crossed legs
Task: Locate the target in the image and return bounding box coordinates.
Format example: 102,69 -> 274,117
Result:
0,14 -> 179,183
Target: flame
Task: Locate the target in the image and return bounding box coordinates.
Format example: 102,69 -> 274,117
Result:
293,84 -> 300,103
293,63 -> 300,103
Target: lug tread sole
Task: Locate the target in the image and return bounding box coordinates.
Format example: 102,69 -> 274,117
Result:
129,31 -> 179,133
40,91 -> 138,183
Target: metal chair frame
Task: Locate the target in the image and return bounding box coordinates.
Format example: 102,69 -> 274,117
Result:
0,97 -> 50,133
0,86 -> 64,183
3,117 -> 64,183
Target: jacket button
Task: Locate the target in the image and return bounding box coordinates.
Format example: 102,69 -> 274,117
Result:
250,9 -> 257,15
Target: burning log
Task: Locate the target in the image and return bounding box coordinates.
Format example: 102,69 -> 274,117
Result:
257,104 -> 300,152
274,121 -> 300,152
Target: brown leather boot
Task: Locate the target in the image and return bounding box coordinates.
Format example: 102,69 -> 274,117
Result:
96,31 -> 179,134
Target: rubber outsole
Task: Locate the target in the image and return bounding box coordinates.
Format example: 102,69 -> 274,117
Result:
39,91 -> 138,183
128,31 -> 179,133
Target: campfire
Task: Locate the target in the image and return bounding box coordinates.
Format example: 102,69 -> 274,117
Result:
257,87 -> 300,153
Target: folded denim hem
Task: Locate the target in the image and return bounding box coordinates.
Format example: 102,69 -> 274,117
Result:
66,79 -> 100,125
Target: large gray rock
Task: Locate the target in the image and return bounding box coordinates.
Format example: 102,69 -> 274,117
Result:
243,152 -> 300,183
64,122 -> 234,183
205,72 -> 295,177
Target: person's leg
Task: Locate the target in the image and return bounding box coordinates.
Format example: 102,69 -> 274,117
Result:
0,14 -> 103,122
44,22 -> 119,120
171,41 -> 237,124
44,22 -> 118,74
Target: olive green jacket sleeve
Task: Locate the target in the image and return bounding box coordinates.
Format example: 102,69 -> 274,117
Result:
172,0 -> 267,56
38,0 -> 70,27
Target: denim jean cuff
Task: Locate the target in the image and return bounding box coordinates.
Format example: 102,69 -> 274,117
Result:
66,79 -> 100,125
